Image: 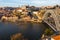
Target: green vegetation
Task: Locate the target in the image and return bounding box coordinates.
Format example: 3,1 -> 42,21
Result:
44,27 -> 54,36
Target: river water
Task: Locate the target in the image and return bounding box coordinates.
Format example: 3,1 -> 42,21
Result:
0,21 -> 47,40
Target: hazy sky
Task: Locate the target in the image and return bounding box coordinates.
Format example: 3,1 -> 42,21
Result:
0,0 -> 60,7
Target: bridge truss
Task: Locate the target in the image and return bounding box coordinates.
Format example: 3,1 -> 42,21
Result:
42,10 -> 60,32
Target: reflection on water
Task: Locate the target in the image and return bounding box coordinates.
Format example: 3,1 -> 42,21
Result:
0,21 -> 46,40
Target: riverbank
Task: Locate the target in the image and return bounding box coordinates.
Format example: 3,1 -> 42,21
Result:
0,13 -> 43,23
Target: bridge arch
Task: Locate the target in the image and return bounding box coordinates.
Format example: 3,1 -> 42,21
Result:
42,10 -> 60,32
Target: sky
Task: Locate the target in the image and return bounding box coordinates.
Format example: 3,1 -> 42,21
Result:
0,0 -> 60,7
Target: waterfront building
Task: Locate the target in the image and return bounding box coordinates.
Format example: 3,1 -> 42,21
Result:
1,15 -> 18,22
